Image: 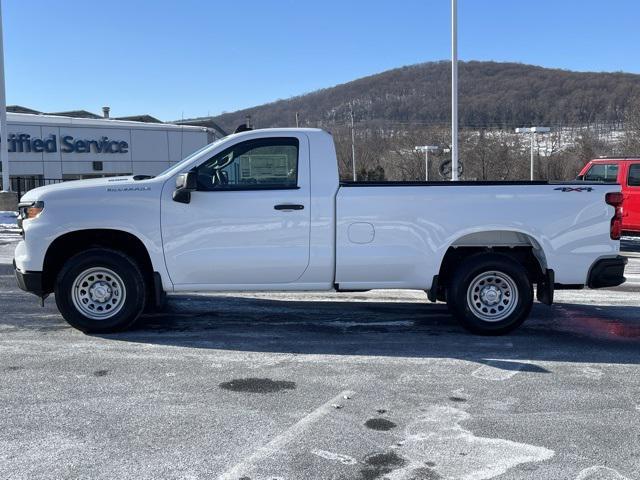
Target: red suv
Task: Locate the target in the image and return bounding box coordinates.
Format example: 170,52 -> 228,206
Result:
578,158 -> 640,235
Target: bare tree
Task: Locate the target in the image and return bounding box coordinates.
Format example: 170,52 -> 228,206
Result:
622,95 -> 640,155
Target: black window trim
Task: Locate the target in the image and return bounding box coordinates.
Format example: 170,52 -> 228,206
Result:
628,163 -> 640,187
194,136 -> 300,192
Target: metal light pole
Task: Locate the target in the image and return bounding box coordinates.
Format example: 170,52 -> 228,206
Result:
516,127 -> 550,180
350,104 -> 356,181
0,1 -> 8,192
450,0 -> 459,181
529,132 -> 534,180
415,145 -> 439,181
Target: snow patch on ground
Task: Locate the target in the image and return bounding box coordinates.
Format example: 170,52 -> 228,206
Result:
472,361 -> 523,381
311,449 -> 357,465
0,211 -> 19,264
0,210 -> 18,225
387,405 -> 554,480
0,211 -> 19,236
575,466 -> 632,480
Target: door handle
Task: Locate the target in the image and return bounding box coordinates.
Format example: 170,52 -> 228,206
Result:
274,204 -> 304,211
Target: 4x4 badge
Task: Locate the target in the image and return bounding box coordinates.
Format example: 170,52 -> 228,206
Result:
554,187 -> 594,192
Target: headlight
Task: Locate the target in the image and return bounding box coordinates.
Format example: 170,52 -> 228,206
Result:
25,203 -> 44,219
17,201 -> 44,233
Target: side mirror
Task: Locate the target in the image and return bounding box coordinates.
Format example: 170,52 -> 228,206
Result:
173,171 -> 197,204
576,174 -> 585,181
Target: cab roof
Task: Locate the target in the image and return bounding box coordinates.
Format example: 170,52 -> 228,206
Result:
590,157 -> 640,162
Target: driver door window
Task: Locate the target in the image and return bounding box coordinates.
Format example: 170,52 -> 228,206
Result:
196,137 -> 298,190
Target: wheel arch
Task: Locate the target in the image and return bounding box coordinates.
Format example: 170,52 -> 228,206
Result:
436,229 -> 548,296
42,229 -> 158,296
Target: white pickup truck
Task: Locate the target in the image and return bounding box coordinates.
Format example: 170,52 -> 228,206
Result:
14,128 -> 627,334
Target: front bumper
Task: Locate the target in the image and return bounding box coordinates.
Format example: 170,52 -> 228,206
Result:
13,260 -> 45,297
587,255 -> 627,289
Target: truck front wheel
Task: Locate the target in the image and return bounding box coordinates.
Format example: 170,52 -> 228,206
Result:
446,253 -> 533,335
54,248 -> 146,333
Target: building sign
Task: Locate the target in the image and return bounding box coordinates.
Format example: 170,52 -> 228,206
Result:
6,134 -> 129,154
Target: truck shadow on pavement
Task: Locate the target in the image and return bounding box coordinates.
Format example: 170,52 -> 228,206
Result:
94,293 -> 640,367
2,252 -> 638,368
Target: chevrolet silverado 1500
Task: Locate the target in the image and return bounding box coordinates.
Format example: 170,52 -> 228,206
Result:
14,128 -> 627,334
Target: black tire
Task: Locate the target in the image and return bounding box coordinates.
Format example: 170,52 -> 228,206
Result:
54,248 -> 147,333
446,253 -> 533,335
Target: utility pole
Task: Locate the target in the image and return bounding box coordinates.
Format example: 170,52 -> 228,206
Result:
0,0 -> 8,192
350,104 -> 356,181
295,112 -> 299,128
450,0 -> 459,181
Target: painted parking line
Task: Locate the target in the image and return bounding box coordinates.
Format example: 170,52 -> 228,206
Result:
219,389 -> 355,480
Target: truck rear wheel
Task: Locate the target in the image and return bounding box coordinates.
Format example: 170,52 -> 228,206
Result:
54,248 -> 146,333
446,253 -> 533,335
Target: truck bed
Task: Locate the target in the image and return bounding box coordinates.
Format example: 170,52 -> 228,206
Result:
335,181 -> 619,290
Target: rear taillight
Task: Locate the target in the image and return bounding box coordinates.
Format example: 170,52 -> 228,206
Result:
605,192 -> 624,240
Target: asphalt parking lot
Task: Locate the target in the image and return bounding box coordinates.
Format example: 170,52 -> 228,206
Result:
0,231 -> 639,480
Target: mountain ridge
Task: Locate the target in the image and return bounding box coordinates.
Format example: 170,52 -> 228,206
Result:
211,61 -> 640,132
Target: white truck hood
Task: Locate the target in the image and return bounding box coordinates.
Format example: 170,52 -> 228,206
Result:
19,176 -> 142,203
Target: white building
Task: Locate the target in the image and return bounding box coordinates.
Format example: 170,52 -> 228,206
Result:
1,110 -> 222,193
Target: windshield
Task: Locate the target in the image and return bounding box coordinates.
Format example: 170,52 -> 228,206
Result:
155,137 -> 228,178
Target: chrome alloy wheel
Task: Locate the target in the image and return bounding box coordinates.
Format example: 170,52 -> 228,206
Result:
71,267 -> 126,320
466,271 -> 519,322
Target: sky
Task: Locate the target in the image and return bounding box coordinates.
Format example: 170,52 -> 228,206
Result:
4,0 -> 640,121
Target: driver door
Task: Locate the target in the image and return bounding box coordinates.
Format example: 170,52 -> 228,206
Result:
161,134 -> 311,287
624,162 -> 640,232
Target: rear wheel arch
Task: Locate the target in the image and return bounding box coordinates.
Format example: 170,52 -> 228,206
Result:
436,230 -> 547,292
